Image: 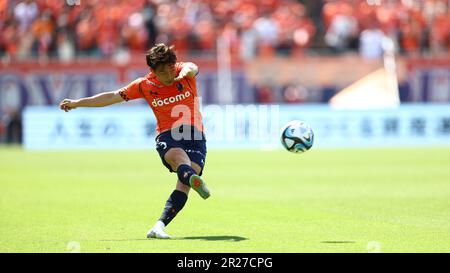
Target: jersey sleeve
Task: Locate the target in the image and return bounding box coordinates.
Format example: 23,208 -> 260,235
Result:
118,77 -> 144,101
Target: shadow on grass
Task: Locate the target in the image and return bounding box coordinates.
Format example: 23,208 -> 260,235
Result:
175,236 -> 248,242
320,241 -> 355,244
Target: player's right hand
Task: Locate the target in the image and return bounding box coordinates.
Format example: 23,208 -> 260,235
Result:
59,99 -> 78,112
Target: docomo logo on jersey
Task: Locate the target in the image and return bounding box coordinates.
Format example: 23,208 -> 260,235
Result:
152,91 -> 191,107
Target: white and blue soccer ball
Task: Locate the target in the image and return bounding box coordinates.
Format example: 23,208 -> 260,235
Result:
280,120 -> 314,153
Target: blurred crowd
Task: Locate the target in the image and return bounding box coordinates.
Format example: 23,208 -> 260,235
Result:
323,0 -> 450,57
0,0 -> 449,62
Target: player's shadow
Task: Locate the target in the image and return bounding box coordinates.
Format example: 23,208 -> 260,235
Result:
176,236 -> 248,242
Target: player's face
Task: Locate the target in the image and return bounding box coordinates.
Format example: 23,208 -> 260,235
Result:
154,63 -> 177,85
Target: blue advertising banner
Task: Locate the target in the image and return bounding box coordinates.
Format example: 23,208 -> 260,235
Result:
24,105 -> 450,150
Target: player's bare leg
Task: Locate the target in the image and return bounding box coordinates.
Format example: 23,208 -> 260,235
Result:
147,148 -> 209,239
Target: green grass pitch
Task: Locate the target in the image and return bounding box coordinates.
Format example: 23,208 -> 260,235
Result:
1,146 -> 450,253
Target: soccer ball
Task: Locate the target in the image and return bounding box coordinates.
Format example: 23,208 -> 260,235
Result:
280,120 -> 314,153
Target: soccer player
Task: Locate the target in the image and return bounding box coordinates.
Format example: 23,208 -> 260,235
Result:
59,43 -> 210,239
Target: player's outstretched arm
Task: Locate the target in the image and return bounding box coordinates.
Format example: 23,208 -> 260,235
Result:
174,62 -> 198,81
59,90 -> 124,112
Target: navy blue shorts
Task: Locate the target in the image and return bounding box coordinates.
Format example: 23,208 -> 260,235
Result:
155,125 -> 207,176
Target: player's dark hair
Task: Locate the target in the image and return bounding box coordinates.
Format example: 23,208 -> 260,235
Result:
146,43 -> 177,70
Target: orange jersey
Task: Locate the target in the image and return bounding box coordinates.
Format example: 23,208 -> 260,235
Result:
119,62 -> 203,135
